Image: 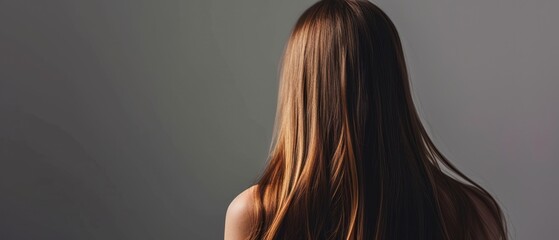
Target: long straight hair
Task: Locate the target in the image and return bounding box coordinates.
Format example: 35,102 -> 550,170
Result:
249,0 -> 508,239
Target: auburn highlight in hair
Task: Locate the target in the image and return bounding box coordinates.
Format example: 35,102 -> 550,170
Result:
248,0 -> 508,239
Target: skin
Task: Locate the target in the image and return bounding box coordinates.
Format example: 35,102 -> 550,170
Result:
224,185 -> 257,240
224,183 -> 501,240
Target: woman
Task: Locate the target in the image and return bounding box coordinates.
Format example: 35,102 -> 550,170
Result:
224,0 -> 508,239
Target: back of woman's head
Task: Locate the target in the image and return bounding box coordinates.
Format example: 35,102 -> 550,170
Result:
251,0 -> 508,239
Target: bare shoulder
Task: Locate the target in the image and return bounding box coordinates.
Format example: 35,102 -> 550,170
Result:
224,185 -> 258,240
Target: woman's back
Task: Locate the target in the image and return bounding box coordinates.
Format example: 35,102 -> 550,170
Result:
226,177 -> 503,239
224,0 -> 507,239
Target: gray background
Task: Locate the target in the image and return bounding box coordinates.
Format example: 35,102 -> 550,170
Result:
0,0 -> 557,239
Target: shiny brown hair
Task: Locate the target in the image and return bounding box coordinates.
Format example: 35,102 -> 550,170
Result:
249,0 -> 508,239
